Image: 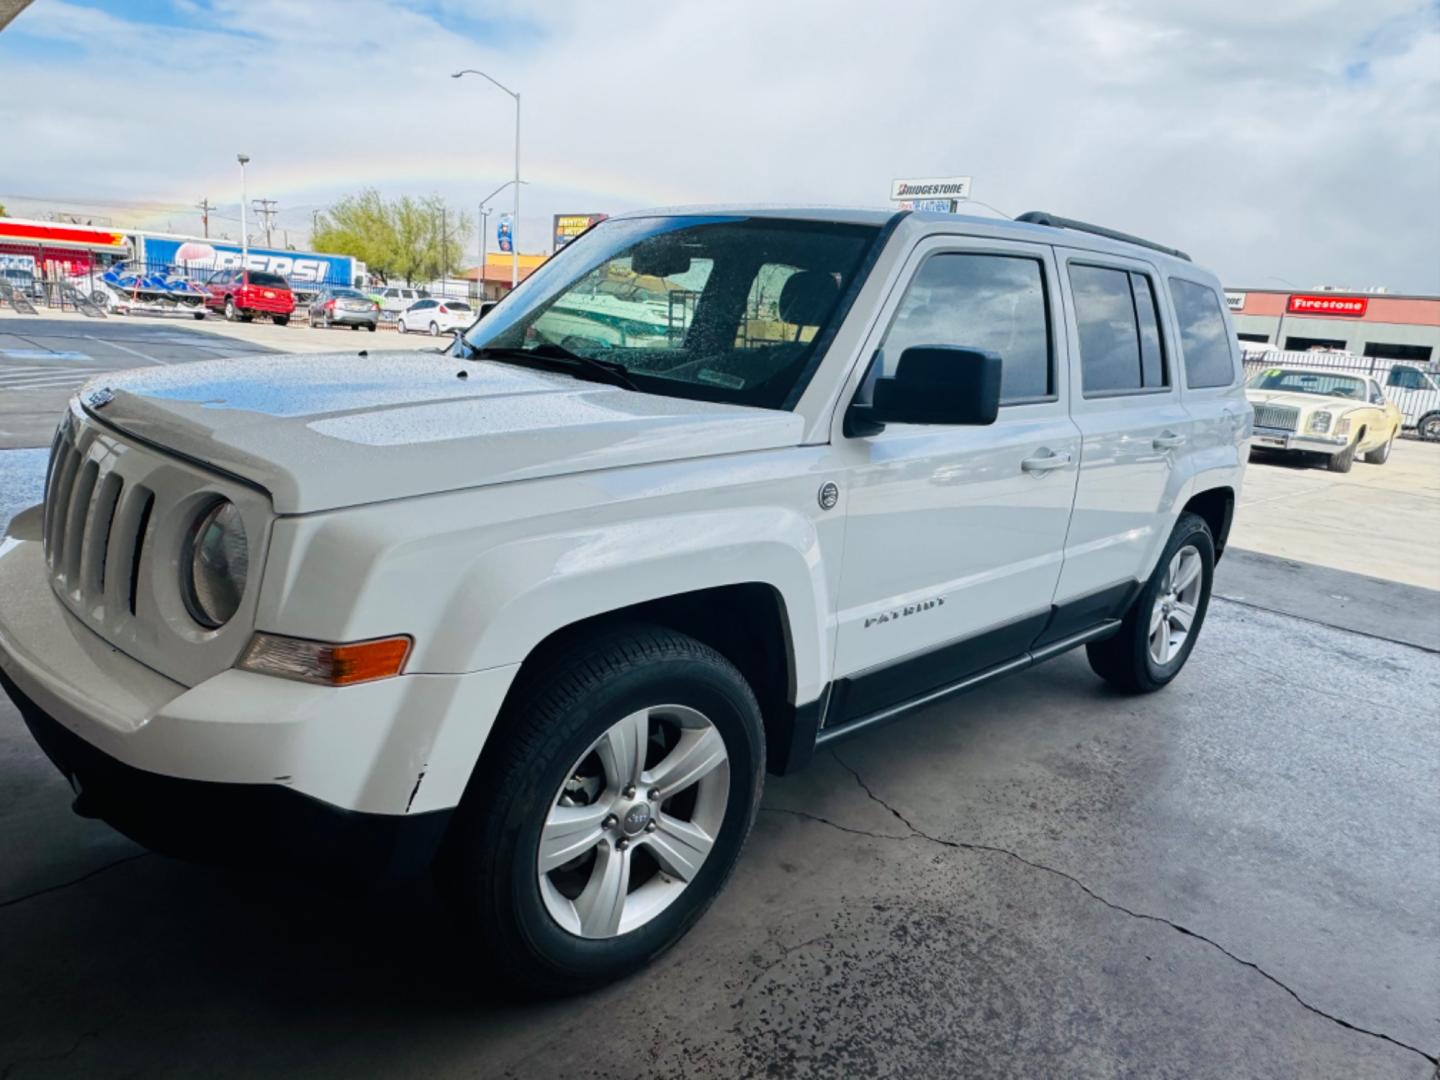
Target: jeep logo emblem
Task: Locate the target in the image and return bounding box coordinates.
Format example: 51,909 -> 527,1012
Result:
622,804 -> 651,835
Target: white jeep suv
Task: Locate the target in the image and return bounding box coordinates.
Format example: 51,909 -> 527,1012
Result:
0,207 -> 1248,993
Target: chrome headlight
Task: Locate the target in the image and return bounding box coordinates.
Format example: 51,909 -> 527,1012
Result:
1308,411 -> 1332,434
184,500 -> 248,628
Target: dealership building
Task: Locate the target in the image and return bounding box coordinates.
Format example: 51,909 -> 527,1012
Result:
1226,288 -> 1440,366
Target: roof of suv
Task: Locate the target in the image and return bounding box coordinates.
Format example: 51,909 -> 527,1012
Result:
609,204 -> 1199,271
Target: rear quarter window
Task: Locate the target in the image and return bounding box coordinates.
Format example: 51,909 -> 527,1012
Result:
1169,278 -> 1236,389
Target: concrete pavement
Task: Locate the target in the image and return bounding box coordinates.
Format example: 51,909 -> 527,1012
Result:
1,599 -> 1435,1078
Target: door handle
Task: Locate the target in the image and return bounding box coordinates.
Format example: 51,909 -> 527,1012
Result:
1021,451 -> 1072,474
1153,432 -> 1187,450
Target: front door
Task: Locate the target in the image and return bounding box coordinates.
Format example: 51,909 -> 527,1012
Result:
831,236 -> 1080,725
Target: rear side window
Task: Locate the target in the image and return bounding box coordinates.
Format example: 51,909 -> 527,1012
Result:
876,253 -> 1053,403
1169,278 -> 1235,389
1070,264 -> 1168,394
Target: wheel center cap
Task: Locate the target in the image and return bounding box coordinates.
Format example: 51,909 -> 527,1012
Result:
621,803 -> 651,836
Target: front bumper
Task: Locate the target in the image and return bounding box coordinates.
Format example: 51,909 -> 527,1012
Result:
0,522 -> 519,877
3,666 -> 449,879
1251,428 -> 1349,454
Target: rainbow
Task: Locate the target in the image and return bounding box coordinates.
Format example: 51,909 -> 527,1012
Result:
119,147 -> 715,231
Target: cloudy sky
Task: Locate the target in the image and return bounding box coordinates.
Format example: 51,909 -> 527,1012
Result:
2,0 -> 1438,291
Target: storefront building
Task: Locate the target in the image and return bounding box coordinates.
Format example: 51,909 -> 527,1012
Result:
1227,288 -> 1440,366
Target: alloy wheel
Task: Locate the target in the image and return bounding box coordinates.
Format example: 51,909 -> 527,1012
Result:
1149,544 -> 1202,666
538,705 -> 729,939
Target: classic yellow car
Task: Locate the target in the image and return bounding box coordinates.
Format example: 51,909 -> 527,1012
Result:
1246,367 -> 1403,472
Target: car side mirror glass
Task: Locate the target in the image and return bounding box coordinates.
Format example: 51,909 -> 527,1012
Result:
846,346 -> 1003,436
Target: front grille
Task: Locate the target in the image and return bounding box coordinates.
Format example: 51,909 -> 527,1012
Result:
37,406 -> 273,689
1253,404 -> 1299,432
42,416 -> 154,621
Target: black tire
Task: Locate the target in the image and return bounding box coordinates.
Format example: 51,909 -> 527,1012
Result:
192,311 -> 205,320
1327,437 -> 1356,473
1086,512 -> 1215,693
1417,413 -> 1440,442
273,315 -> 289,327
366,322 -> 377,332
1362,429 -> 1395,465
438,624 -> 765,996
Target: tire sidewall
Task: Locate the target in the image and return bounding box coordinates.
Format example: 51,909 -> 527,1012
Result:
479,654 -> 764,989
1139,520 -> 1215,685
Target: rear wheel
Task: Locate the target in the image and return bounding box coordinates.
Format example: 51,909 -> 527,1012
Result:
1417,413 -> 1440,442
396,319 -> 407,334
1087,512 -> 1215,693
1363,429 -> 1396,465
273,315 -> 289,327
438,625 -> 765,995
366,322 -> 377,332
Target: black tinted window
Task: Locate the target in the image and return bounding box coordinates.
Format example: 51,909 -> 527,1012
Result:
1169,278 -> 1235,389
1132,273 -> 1167,388
247,271 -> 287,288
1071,264 -> 1144,393
877,254 -> 1052,402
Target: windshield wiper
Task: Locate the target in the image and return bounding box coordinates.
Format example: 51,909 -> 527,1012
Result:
473,344 -> 639,390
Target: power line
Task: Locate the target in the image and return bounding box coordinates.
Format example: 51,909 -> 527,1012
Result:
250,198 -> 278,247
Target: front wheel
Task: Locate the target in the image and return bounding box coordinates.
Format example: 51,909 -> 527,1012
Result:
429,321 -> 440,336
439,625 -> 765,995
224,298 -> 237,321
1417,413 -> 1440,442
1363,429 -> 1396,465
396,319 -> 407,334
1087,512 -> 1215,693
1327,437 -> 1356,473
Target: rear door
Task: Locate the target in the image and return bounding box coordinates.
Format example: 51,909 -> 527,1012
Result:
1054,252 -> 1191,608
830,235 -> 1081,724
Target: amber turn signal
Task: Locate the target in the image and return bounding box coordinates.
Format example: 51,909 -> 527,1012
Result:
239,632 -> 412,686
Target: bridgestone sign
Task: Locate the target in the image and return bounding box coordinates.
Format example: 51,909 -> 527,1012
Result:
890,176 -> 972,201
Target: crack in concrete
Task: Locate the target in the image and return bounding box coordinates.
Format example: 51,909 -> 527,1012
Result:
0,853 -> 149,912
757,749 -> 1439,1068
1,1030 -> 97,1080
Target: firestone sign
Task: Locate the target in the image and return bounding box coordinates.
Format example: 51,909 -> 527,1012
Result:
1287,294 -> 1368,317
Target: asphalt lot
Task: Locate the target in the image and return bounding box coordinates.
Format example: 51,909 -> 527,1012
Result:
1,311 -> 1437,1078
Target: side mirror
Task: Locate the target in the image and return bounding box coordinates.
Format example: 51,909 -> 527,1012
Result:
846,346 -> 1002,437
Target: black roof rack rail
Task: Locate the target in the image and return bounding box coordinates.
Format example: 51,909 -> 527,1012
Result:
1015,211 -> 1191,262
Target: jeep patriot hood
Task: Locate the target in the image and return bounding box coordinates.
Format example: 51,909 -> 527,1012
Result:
81,351 -> 805,513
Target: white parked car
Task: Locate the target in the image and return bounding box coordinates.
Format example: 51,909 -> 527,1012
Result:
0,207 -> 1247,994
396,297 -> 474,336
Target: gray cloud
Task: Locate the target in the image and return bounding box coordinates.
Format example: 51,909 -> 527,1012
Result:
2,0 -> 1436,290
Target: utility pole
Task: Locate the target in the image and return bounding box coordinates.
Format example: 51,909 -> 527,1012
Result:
440,204 -> 448,284
252,198 -> 278,248
197,197 -> 212,238
312,209 -> 320,245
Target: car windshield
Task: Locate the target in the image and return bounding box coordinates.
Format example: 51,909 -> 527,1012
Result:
331,288 -> 364,298
1247,368 -> 1367,399
446,301 -> 471,311
463,215 -> 881,409
247,271 -> 287,288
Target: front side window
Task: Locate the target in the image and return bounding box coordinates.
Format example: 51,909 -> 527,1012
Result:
1070,264 -> 1168,394
1386,366 -> 1430,390
868,253 -> 1052,403
1170,278 -> 1236,389
465,216 -> 880,409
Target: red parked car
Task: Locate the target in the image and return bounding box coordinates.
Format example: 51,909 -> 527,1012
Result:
204,268 -> 295,324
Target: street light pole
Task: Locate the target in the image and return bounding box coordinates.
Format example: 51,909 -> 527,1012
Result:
237,154 -> 250,273
475,180 -> 526,302
451,69 -> 521,289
